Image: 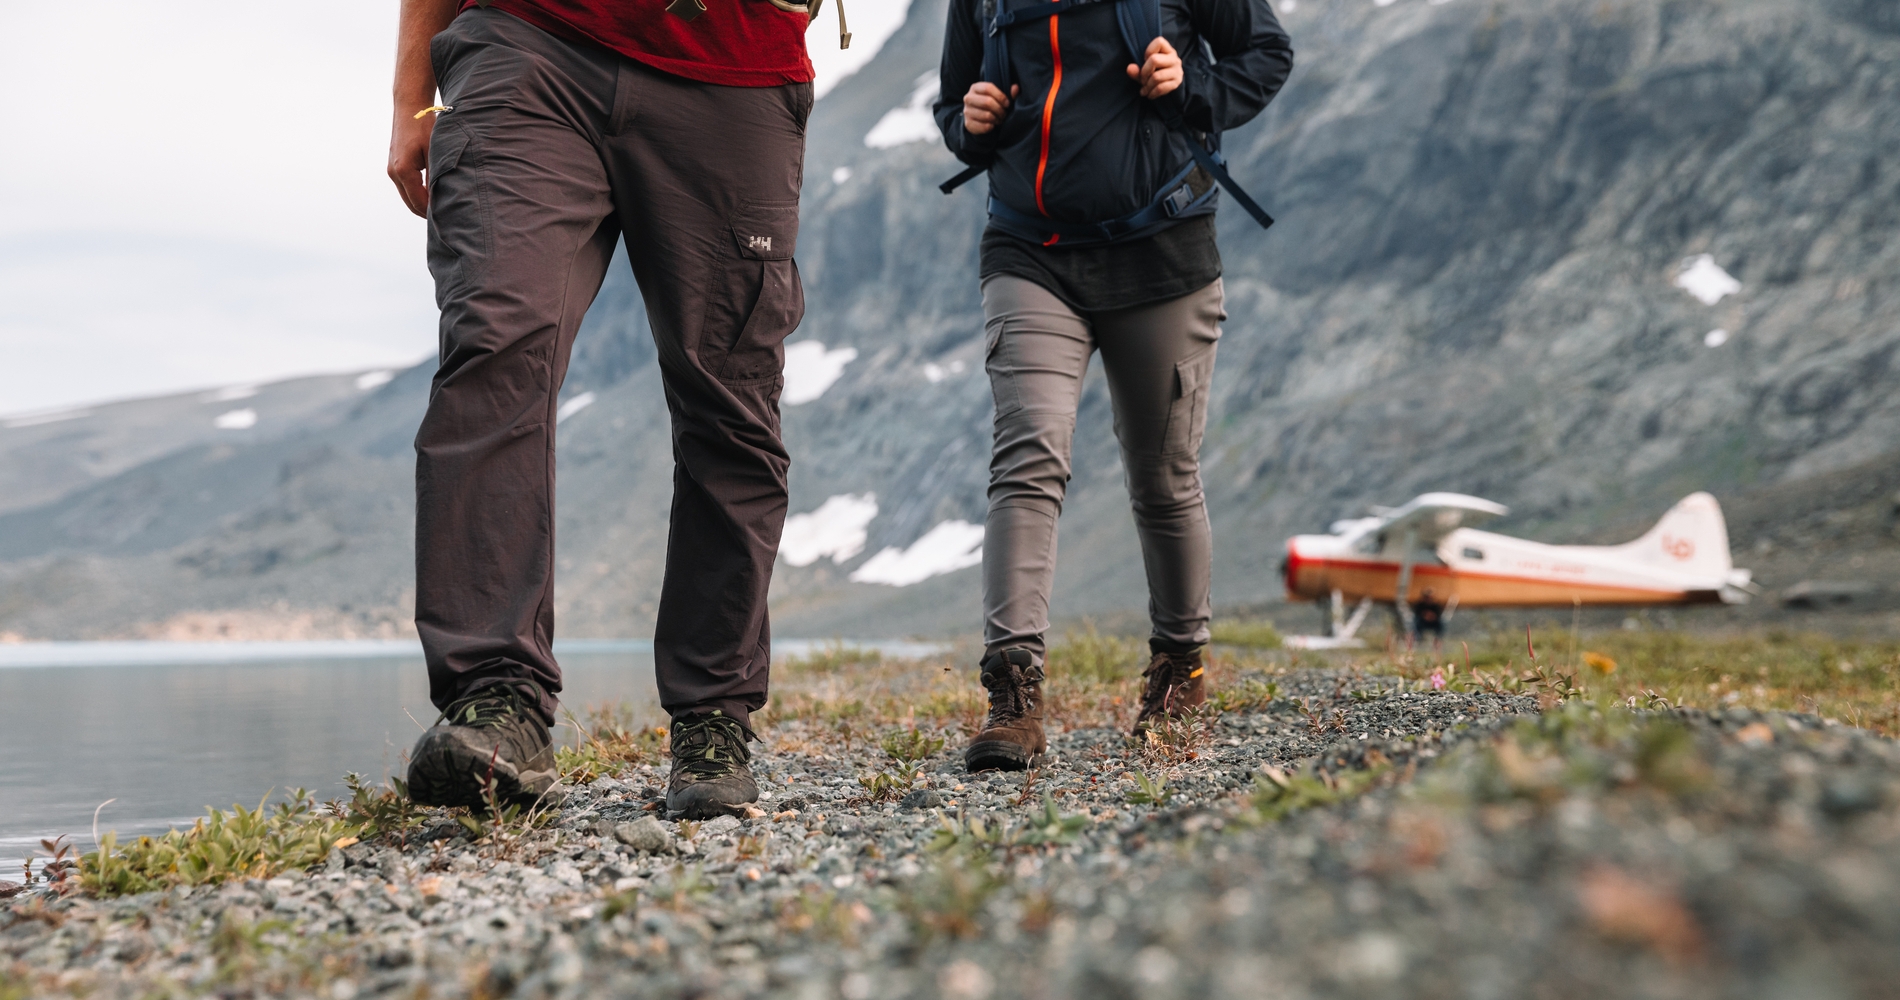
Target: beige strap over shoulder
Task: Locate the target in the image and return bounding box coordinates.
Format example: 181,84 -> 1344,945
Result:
765,0 -> 850,47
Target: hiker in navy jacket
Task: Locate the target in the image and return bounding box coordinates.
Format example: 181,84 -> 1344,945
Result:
934,0 -> 1291,771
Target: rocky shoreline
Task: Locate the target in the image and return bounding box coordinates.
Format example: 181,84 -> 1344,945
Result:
5,667 -> 1899,999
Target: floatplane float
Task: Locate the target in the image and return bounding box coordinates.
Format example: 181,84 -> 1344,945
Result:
1280,492 -> 1756,649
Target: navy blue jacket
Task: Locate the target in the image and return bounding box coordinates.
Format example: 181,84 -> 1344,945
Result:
933,0 -> 1293,240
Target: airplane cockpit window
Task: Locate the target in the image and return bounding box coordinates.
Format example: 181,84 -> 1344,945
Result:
1462,547 -> 1484,560
1355,533 -> 1384,555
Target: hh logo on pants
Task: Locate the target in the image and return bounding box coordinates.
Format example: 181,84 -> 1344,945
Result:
746,235 -> 773,252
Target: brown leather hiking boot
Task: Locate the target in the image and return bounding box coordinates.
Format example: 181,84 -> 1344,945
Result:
666,711 -> 759,819
965,648 -> 1047,772
1131,647 -> 1207,736
408,680 -> 562,809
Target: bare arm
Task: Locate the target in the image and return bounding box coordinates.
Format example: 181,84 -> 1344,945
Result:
388,0 -> 460,218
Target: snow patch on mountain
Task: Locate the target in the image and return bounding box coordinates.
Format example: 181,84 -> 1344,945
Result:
849,520 -> 985,586
784,342 -> 859,405
781,493 -> 880,567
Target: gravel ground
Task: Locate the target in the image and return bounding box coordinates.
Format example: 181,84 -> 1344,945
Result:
5,668 -> 1898,999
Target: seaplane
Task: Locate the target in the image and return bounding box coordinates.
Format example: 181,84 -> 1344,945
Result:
1280,492 -> 1755,649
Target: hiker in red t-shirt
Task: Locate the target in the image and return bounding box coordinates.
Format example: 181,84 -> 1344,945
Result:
386,0 -> 830,819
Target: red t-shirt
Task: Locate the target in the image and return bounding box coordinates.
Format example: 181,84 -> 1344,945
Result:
465,0 -> 813,88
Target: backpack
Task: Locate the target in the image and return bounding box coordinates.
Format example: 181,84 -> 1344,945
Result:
939,0 -> 1274,244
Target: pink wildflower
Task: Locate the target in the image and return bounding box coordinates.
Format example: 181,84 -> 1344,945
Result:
1430,670 -> 1446,690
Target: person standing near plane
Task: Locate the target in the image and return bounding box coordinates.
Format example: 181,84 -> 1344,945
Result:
386,0 -> 819,818
935,0 -> 1292,770
1412,589 -> 1445,651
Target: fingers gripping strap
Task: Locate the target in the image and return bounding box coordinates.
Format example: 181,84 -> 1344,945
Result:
939,0 -> 1013,195
1121,0 -> 1274,231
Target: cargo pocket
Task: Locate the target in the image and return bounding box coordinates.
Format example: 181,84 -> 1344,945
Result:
1161,345 -> 1216,457
425,125 -> 487,297
983,315 -> 1022,419
703,200 -> 803,384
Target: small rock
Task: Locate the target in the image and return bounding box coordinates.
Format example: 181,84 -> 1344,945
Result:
699,814 -> 742,837
1821,773 -> 1882,816
899,789 -> 944,810
613,817 -> 677,854
373,849 -> 406,879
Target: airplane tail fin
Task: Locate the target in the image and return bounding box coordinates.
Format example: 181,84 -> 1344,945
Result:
1613,492 -> 1734,581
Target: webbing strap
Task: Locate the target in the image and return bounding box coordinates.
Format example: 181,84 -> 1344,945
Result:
1178,141 -> 1274,230
986,161 -> 1216,245
941,163 -> 986,195
992,0 -> 1113,30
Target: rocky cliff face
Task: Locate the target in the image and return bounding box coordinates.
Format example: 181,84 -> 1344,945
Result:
2,0 -> 1896,640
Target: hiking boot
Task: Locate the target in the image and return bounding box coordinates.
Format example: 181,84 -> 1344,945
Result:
1132,647 -> 1207,736
965,648 -> 1047,772
666,711 -> 759,819
407,681 -> 560,809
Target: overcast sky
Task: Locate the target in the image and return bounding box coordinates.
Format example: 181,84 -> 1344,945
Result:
0,1 -> 909,418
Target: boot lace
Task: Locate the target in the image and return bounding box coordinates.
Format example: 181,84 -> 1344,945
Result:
441,682 -> 539,729
672,714 -> 750,779
1138,653 -> 1194,717
981,650 -> 1044,727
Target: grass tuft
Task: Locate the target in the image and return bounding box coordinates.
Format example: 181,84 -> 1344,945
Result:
781,641 -> 883,676
1045,624 -> 1147,687
1211,618 -> 1284,649
337,774 -> 425,843
1247,763 -> 1386,824
557,704 -> 666,785
81,791 -> 357,898
1370,628 -> 1900,735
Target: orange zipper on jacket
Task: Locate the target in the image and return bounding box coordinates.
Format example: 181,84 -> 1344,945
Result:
1033,0 -> 1063,224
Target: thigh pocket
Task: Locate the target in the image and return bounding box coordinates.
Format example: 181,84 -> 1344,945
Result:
702,201 -> 803,383
1161,345 -> 1216,457
425,126 -> 489,296
983,317 -> 1025,419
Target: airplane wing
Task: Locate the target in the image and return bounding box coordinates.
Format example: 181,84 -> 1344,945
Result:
1375,493 -> 1510,545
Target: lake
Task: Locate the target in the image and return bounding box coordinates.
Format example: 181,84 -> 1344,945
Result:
0,638 -> 940,877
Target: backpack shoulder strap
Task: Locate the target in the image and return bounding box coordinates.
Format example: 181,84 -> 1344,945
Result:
1115,0 -> 1160,65
941,0 -> 1014,194
1118,0 -> 1274,230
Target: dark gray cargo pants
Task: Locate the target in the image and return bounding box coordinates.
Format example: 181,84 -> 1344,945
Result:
981,275 -> 1224,669
416,10 -> 811,732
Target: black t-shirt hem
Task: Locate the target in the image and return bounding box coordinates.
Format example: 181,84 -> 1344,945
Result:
978,213 -> 1223,314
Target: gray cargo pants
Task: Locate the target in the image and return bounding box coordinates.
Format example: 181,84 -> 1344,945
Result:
980,275 -> 1224,669
415,10 -> 811,732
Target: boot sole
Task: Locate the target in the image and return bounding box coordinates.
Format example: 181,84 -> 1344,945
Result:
667,779 -> 759,820
964,740 -> 1034,772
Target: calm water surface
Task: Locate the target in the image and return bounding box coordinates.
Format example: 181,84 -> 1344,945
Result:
0,639 -> 938,874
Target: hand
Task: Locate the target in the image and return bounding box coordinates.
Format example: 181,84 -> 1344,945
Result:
1125,36 -> 1183,99
388,109 -> 435,218
962,81 -> 1019,135
388,0 -> 457,218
